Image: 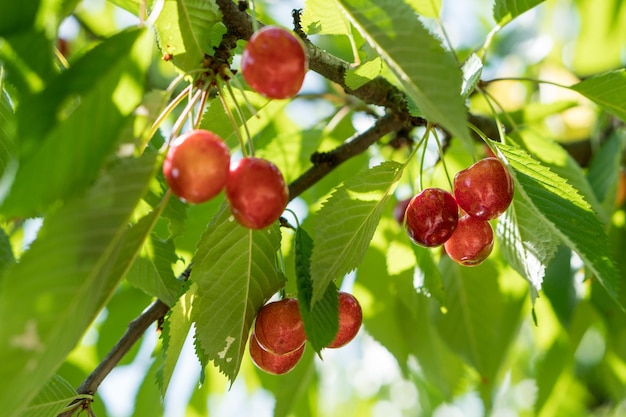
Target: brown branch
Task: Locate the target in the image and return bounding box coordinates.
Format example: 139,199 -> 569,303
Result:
288,111 -> 414,198
59,3 -> 425,414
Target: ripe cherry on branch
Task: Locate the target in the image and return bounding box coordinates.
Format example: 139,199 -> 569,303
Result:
162,129 -> 231,204
404,188 -> 459,247
241,25 -> 308,99
249,332 -> 305,375
226,157 -> 289,229
444,214 -> 494,266
453,157 -> 514,220
254,298 -> 306,355
327,292 -> 363,349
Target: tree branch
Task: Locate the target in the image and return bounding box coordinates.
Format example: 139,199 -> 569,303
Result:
59,2 -> 452,413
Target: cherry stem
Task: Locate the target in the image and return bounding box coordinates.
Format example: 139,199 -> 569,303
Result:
224,67 -> 258,118
482,76 -> 568,89
193,88 -> 209,129
432,128 -> 454,190
477,87 -> 514,145
223,77 -> 255,156
147,82 -> 191,148
284,208 -> 301,229
217,79 -> 248,155
168,87 -> 203,145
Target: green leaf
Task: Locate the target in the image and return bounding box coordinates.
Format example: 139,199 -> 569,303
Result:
569,69 -> 626,123
412,244 -> 446,305
345,57 -> 384,90
191,205 -> 285,382
513,130 -> 607,223
154,0 -> 225,72
255,346 -> 318,417
21,374 -> 86,417
406,0 -> 441,17
1,28 -> 153,217
126,231 -> 185,307
338,0 -> 471,145
0,85 -> 17,177
96,283 -> 151,366
542,246 -> 577,328
493,0 -> 545,25
495,140 -> 622,305
158,283 -> 196,395
435,258 -> 526,406
295,227 -> 339,353
302,0 -> 351,35
0,226 -> 14,278
0,153 -> 157,417
108,0 -> 143,16
310,161 -> 403,304
496,196 -> 559,300
461,53 -> 483,98
587,132 -> 625,214
0,31 -> 56,94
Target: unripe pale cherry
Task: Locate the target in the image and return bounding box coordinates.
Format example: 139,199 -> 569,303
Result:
226,157 -> 289,229
404,188 -> 459,247
254,298 -> 306,355
327,292 -> 362,349
444,214 -> 494,266
162,129 -> 230,204
453,157 -> 514,220
249,332 -> 305,375
241,25 -> 308,99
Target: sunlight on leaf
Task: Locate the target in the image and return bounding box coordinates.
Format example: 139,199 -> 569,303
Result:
154,0 -> 225,72
191,205 -> 285,382
302,0 -> 351,35
0,153 -> 158,417
22,374 -> 86,417
338,0 -> 471,145
158,283 -> 196,395
495,141 -> 621,305
310,161 -> 403,304
569,69 -> 626,123
493,0 -> 545,25
296,227 -> 339,353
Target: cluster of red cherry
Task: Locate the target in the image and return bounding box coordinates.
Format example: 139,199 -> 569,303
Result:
250,293 -> 363,375
162,26 -> 308,229
400,157 -> 514,266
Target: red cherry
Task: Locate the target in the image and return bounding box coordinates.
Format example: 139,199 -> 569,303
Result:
444,214 -> 494,266
404,188 -> 459,247
453,157 -> 514,220
249,332 -> 304,375
226,157 -> 289,229
393,197 -> 411,225
327,292 -> 362,349
254,298 -> 306,355
163,129 -> 230,204
241,25 -> 308,99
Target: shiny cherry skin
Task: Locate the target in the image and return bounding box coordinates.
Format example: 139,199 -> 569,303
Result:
163,129 -> 230,204
254,298 -> 306,355
453,157 -> 514,220
226,157 -> 289,229
327,292 -> 362,349
241,25 -> 308,99
444,214 -> 494,266
249,332 -> 305,375
404,188 -> 459,247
